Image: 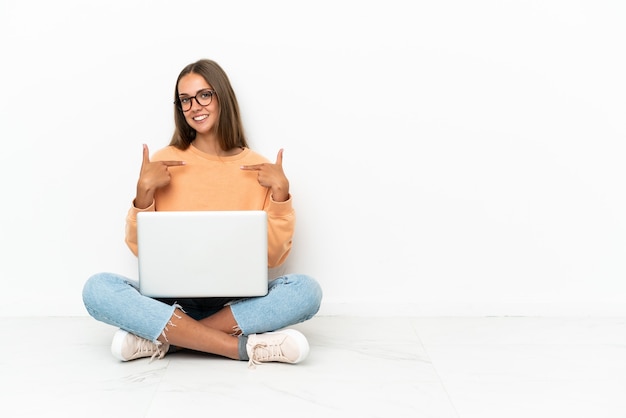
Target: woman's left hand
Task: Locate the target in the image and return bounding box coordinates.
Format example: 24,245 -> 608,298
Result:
240,149 -> 290,202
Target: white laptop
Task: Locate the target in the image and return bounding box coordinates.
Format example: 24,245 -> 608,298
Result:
136,210 -> 269,298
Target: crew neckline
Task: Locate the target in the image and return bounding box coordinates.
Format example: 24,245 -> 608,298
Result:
188,144 -> 250,161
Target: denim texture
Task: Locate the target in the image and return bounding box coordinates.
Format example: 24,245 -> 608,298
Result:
82,272 -> 322,343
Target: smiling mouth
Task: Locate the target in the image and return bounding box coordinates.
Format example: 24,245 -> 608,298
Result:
193,114 -> 209,121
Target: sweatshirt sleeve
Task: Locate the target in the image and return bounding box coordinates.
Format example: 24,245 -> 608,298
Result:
266,194 -> 296,268
124,200 -> 156,257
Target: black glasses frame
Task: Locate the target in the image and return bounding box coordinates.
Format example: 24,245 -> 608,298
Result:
175,89 -> 216,112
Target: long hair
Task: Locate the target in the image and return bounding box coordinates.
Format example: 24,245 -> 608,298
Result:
170,59 -> 248,151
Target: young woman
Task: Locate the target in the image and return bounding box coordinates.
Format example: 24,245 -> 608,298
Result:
82,59 -> 322,367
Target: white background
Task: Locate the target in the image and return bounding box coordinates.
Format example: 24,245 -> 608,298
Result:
1,0 -> 624,317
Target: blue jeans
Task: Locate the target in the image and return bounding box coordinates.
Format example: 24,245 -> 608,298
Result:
82,272 -> 322,343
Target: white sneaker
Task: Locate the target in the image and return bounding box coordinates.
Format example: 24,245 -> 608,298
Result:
111,329 -> 169,362
246,329 -> 309,367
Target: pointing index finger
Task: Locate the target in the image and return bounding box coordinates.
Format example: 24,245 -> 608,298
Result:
240,163 -> 262,171
161,160 -> 186,167
142,144 -> 185,167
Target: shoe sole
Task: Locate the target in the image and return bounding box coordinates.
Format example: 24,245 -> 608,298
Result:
280,328 -> 310,363
111,329 -> 130,361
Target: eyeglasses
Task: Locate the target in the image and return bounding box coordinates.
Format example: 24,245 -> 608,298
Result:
175,89 -> 216,112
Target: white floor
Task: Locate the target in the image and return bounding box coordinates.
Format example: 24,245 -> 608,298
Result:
2,316 -> 626,418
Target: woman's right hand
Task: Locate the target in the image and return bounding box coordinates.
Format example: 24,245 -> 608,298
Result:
134,144 -> 185,209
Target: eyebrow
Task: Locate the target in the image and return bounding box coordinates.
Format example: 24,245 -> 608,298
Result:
178,87 -> 213,97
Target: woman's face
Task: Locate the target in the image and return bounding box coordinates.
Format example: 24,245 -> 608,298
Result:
177,72 -> 219,136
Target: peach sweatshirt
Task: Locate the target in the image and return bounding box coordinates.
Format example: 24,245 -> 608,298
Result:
125,145 -> 295,268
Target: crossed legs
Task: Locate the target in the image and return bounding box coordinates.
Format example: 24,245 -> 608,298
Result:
157,306 -> 240,360
83,272 -> 323,363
